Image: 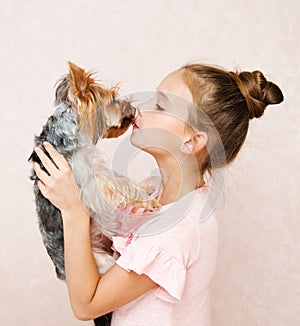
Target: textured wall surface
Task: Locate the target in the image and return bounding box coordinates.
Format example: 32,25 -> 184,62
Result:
0,0 -> 299,325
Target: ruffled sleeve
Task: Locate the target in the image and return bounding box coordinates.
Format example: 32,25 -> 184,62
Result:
112,235 -> 187,303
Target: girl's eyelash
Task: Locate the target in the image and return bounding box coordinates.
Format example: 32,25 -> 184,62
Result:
156,104 -> 165,111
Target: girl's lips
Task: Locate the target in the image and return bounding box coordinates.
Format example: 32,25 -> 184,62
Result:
132,118 -> 139,129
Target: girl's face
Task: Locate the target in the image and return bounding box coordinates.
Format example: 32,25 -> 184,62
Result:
130,70 -> 194,158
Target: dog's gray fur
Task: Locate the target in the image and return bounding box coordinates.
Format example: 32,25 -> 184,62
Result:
29,64 -> 156,280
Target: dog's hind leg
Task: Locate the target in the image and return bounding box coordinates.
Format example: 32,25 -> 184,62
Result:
93,313 -> 112,326
34,184 -> 66,280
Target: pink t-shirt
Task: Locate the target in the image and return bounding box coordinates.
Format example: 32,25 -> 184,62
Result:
111,177 -> 219,326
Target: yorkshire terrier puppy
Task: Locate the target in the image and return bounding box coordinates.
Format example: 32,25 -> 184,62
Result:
29,63 -> 158,325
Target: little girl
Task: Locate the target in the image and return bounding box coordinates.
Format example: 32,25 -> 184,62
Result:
33,63 -> 283,325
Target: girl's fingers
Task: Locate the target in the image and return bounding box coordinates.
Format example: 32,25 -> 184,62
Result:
43,142 -> 69,170
33,162 -> 51,185
34,142 -> 69,174
34,146 -> 58,176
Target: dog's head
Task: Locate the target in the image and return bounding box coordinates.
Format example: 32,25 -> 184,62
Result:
55,62 -> 135,143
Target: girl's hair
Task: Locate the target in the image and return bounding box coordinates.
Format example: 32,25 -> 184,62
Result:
180,63 -> 284,179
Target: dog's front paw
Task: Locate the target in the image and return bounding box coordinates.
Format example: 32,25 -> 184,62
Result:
137,185 -> 161,212
140,198 -> 161,212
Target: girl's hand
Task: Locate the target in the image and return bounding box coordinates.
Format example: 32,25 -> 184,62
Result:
33,142 -> 82,214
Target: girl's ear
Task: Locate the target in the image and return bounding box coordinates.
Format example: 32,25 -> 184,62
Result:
183,132 -> 207,154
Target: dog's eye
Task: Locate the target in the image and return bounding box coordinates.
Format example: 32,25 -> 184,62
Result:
155,104 -> 165,111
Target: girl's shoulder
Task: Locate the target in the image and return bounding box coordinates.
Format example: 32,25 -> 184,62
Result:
116,175 -> 216,254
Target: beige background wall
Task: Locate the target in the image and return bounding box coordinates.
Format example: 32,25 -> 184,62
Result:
1,0 -> 299,325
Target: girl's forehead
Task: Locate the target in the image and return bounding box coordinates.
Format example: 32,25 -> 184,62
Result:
156,70 -> 193,103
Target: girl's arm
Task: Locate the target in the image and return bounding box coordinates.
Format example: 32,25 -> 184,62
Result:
62,206 -> 156,320
33,142 -> 156,321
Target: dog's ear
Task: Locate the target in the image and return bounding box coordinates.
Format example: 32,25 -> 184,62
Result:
68,61 -> 91,99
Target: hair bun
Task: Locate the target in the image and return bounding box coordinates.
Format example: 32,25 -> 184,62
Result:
230,70 -> 284,119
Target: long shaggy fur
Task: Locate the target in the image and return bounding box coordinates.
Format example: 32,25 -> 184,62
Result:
29,62 -> 158,325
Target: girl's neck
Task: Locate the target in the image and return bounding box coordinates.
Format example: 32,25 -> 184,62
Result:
155,154 -> 205,206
